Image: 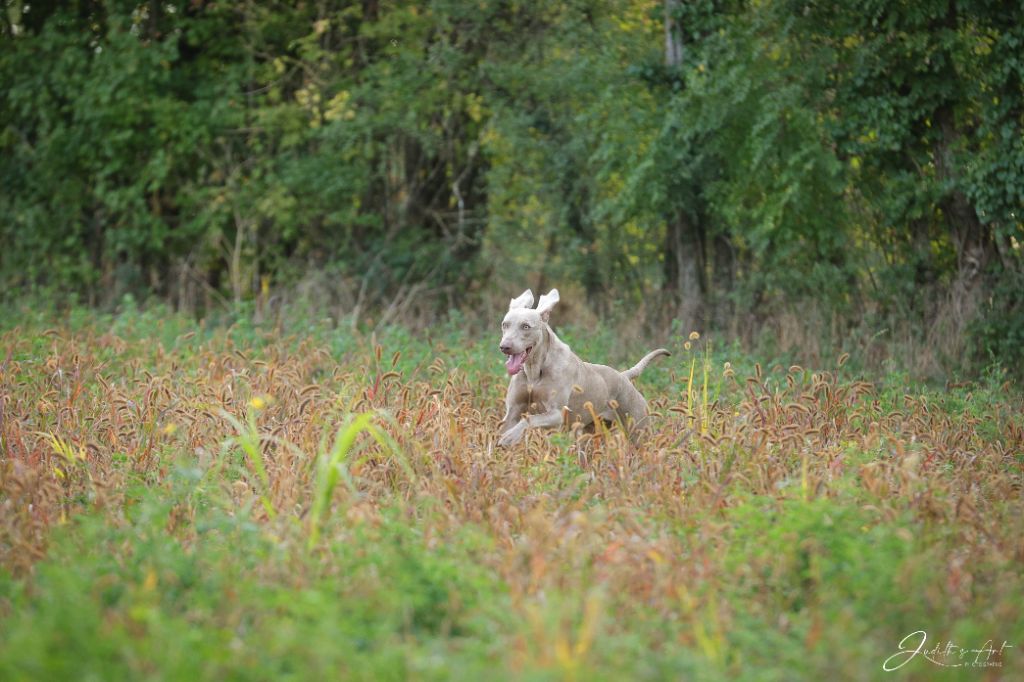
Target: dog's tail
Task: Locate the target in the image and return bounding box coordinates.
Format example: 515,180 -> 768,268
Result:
623,348 -> 671,381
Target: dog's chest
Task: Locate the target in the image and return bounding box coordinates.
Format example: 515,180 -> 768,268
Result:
508,377 -> 556,413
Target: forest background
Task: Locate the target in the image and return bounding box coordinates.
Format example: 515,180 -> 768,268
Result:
2,0 -> 1022,378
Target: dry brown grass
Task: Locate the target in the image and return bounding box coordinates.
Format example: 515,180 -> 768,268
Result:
1,318 -> 1022,677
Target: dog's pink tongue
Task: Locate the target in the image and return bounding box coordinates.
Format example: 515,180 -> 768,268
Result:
506,351 -> 527,376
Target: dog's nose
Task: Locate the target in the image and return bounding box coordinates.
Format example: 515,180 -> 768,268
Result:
500,343 -> 511,354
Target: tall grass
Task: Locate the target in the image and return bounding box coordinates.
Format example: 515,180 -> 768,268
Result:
0,306 -> 1021,680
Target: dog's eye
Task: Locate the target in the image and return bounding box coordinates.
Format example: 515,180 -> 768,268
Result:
521,323 -> 530,330
501,322 -> 509,330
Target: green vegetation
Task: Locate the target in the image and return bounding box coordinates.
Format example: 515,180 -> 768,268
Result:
1,308 -> 1021,679
2,0 -> 1022,377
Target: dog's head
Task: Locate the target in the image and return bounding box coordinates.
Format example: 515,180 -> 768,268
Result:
499,289 -> 559,376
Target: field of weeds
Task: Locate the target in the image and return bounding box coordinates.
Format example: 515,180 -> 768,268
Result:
1,306 -> 1022,681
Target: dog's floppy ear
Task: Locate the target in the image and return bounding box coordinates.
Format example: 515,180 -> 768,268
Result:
536,289 -> 560,322
508,289 -> 535,310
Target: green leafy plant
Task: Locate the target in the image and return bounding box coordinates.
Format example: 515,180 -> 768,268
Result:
307,411 -> 408,551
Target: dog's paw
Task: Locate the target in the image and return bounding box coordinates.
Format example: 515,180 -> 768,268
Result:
497,430 -> 522,447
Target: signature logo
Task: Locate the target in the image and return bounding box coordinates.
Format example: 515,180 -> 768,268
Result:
883,630 -> 1013,671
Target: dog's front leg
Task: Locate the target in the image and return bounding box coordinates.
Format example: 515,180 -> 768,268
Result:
498,418 -> 529,446
497,409 -> 564,447
499,402 -> 524,435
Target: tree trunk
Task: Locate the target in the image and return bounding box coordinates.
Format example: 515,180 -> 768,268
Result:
933,105 -> 994,326
664,0 -> 682,68
555,159 -> 605,313
567,191 -> 605,315
664,211 -> 705,334
661,0 -> 705,332
711,232 -> 734,331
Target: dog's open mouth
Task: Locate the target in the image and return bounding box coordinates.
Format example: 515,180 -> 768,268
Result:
505,346 -> 532,376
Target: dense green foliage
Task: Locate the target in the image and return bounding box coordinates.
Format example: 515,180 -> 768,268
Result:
2,0 -> 1022,374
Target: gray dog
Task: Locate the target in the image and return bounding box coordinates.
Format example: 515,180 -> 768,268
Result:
497,289 -> 669,446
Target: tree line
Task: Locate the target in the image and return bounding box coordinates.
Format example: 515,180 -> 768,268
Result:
2,1 -> 1021,372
